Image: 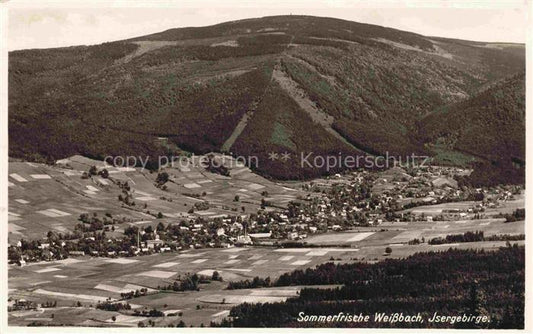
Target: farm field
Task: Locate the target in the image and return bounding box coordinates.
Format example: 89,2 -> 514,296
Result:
8,246 -> 355,326
8,282 -> 339,327
304,217 -> 524,247
8,155 -> 306,244
9,236 -> 524,326
398,193 -> 524,216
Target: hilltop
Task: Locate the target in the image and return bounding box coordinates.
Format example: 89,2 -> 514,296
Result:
419,73 -> 525,186
8,15 -> 525,183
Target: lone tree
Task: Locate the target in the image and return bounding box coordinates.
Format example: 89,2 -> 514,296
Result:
385,247 -> 392,254
88,165 -> 98,176
156,172 -> 169,187
99,168 -> 109,178
212,271 -> 222,281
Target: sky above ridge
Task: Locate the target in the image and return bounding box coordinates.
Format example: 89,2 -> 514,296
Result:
7,0 -> 529,51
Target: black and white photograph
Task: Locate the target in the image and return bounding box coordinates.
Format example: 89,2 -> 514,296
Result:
1,0 -> 530,331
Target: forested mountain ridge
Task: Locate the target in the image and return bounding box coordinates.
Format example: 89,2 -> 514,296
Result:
419,73 -> 525,186
9,15 -> 525,183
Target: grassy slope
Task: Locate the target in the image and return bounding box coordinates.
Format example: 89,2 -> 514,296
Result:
231,82 -> 360,179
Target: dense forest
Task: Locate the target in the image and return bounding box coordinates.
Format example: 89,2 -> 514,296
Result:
9,15 -> 525,184
218,245 -> 524,328
419,73 -> 525,186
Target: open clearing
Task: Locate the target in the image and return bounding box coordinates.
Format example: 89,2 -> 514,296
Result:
34,267 -> 61,274
191,259 -> 208,264
10,173 -> 28,182
305,215 -> 523,247
37,209 -> 71,218
33,289 -> 113,302
31,174 -> 52,180
347,232 -> 375,242
136,270 -> 176,279
106,258 -> 139,265
95,284 -> 132,294
152,262 -> 180,268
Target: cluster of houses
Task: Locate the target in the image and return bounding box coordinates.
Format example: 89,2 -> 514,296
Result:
8,299 -> 37,312
9,166 -> 522,265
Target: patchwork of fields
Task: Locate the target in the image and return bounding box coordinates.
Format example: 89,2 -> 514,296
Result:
9,247 -> 355,326
304,216 -> 524,246
9,233 -> 524,327
8,155 -> 305,243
